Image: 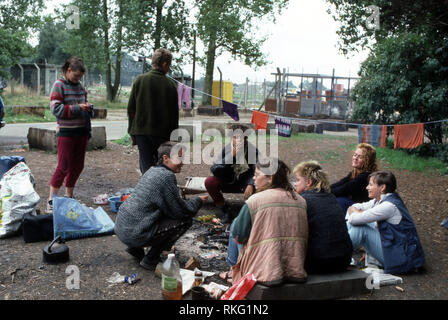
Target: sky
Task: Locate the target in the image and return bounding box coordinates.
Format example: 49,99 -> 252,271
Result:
46,0 -> 370,86
186,0 -> 371,85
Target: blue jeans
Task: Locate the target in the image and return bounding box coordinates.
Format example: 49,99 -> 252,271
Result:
346,221 -> 384,266
337,197 -> 354,214
226,220 -> 243,266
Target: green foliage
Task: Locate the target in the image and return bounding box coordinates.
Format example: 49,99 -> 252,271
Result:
195,0 -> 289,105
0,0 -> 44,78
326,0 -> 448,54
114,134 -> 132,146
350,33 -> 448,143
35,16 -> 71,65
59,0 -> 191,102
403,143 -> 448,166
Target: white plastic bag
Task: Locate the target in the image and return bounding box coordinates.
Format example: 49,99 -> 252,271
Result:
0,162 -> 40,238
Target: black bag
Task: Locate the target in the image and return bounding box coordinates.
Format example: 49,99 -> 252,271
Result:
22,212 -> 54,243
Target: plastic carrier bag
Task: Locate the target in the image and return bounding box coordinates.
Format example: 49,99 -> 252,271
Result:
0,162 -> 40,238
53,195 -> 115,240
0,156 -> 26,180
220,273 -> 257,300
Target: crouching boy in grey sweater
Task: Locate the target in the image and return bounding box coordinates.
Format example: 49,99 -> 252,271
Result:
114,141 -> 208,270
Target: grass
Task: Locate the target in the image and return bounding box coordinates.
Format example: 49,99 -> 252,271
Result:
345,142 -> 447,174
113,133 -> 447,174
114,134 -> 132,146
277,132 -> 353,143
376,146 -> 447,174
4,108 -> 55,123
1,83 -> 128,124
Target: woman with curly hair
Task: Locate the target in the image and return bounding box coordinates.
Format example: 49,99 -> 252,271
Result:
294,160 -> 353,273
331,143 -> 378,213
221,158 -> 308,286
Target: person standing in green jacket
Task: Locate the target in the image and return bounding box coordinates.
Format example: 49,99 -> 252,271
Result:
127,48 -> 179,174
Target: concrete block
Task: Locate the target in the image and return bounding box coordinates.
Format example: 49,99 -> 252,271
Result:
179,109 -> 195,118
197,105 -> 223,116
11,106 -> 45,117
246,269 -> 370,300
93,108 -> 107,119
200,121 -> 254,137
87,127 -> 107,150
27,126 -> 107,152
320,121 -> 348,132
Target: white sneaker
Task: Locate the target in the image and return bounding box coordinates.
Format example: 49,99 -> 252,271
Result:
45,200 -> 53,214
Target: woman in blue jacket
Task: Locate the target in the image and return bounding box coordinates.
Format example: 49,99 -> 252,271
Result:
346,171 -> 425,274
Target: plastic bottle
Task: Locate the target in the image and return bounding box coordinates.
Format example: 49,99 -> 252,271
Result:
161,253 -> 183,300
193,269 -> 203,287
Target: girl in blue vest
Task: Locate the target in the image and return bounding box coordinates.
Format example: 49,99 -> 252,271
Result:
346,171 -> 425,274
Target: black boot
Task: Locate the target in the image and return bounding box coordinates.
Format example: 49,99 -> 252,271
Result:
140,247 -> 163,271
126,247 -> 145,260
219,204 -> 232,224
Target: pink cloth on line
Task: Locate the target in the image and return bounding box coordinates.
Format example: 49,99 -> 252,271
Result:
177,83 -> 191,110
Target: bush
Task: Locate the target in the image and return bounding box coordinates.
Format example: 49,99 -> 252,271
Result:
404,143 -> 448,165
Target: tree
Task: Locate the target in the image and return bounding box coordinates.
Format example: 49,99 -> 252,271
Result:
194,0 -> 288,105
61,0 -> 191,101
35,16 -> 71,65
327,0 -> 448,144
0,0 -> 44,78
326,0 -> 448,54
351,33 -> 448,144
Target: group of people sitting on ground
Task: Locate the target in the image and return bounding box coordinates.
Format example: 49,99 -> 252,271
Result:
113,125 -> 425,287
46,53 -> 424,288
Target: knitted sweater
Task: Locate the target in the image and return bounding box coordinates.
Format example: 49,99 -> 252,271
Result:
114,165 -> 202,248
50,78 -> 89,136
127,70 -> 178,140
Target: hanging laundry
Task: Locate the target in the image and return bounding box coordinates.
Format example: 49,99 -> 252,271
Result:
177,83 -> 191,110
251,110 -> 269,131
275,116 -> 292,137
357,125 -> 387,148
394,123 -> 424,149
222,101 -> 239,121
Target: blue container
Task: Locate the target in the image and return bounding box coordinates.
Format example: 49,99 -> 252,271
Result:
108,196 -> 123,213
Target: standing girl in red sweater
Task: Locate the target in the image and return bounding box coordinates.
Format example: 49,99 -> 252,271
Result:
46,57 -> 93,213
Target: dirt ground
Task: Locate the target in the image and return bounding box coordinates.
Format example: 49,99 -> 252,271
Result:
0,127 -> 447,301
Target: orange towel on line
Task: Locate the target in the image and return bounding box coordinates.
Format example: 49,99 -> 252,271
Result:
251,110 -> 269,131
394,123 -> 424,149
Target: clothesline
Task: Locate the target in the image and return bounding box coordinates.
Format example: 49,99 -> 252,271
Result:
168,75 -> 448,127
168,75 -> 227,103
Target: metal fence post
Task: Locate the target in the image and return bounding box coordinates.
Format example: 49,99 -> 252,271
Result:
217,67 -> 222,107
34,63 -> 40,95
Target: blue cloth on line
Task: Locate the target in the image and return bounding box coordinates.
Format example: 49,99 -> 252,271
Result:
357,125 -> 386,147
275,116 -> 292,137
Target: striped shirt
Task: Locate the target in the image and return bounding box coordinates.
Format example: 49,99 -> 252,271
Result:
50,78 -> 88,134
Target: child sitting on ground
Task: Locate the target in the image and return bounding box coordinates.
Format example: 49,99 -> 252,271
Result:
346,170 -> 425,274
294,160 -> 353,274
